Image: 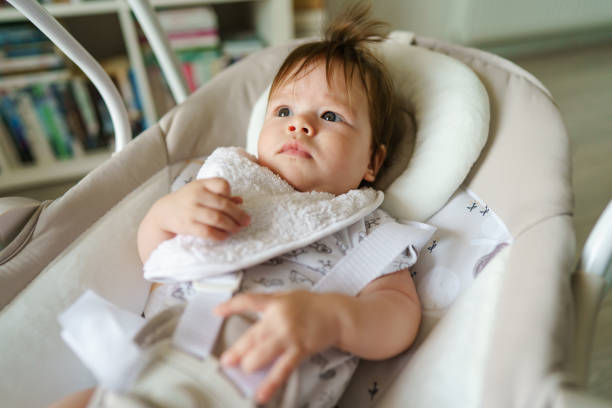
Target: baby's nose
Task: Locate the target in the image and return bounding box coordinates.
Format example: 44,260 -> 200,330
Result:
288,122 -> 312,136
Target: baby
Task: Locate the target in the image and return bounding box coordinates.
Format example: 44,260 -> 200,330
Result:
139,4 -> 420,408
52,3 -> 424,408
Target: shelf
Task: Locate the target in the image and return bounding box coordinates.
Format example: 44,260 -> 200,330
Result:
0,0 -> 261,22
150,0 -> 255,7
0,1 -> 119,22
0,150 -> 111,193
0,0 -> 292,197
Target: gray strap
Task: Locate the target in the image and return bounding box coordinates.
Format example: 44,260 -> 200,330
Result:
313,221 -> 435,296
172,273 -> 242,359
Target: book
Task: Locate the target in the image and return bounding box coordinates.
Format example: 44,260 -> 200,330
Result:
181,62 -> 197,93
86,81 -> 113,148
0,69 -> 70,90
0,24 -> 47,46
102,57 -> 144,134
48,82 -> 84,157
0,123 -> 11,173
28,83 -> 71,159
0,40 -> 55,58
138,5 -> 224,98
52,81 -> 89,153
0,53 -> 65,75
157,6 -> 218,33
139,30 -> 220,52
128,68 -> 147,129
167,29 -> 218,40
15,90 -> 55,165
0,93 -> 34,164
43,82 -> 78,158
168,34 -> 220,51
0,117 -> 21,170
221,35 -> 264,62
70,76 -> 101,150
182,49 -> 226,87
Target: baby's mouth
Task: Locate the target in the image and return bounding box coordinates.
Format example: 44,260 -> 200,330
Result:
279,142 -> 312,158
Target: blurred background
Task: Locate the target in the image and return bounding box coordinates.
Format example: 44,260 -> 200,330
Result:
0,0 -> 611,401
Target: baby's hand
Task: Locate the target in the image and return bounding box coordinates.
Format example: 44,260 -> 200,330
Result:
214,291 -> 340,404
154,177 -> 250,240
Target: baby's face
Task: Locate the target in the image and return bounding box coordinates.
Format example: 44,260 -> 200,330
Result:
257,62 -> 375,195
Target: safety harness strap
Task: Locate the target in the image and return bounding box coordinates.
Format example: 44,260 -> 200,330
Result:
172,273 -> 242,359
313,221 -> 435,296
171,221 -> 435,397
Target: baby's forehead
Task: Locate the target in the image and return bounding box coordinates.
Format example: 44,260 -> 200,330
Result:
270,84 -> 350,105
270,61 -> 368,106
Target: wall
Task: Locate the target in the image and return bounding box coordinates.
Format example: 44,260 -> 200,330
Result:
326,0 -> 612,55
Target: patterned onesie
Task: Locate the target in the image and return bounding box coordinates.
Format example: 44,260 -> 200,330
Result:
144,208 -> 419,408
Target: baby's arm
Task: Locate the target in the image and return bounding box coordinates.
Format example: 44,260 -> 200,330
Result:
137,177 -> 251,263
215,267 -> 420,403
333,268 -> 421,358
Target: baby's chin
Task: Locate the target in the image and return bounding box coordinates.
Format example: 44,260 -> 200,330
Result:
260,162 -> 316,192
275,171 -> 313,192
255,156 -> 353,194
277,173 -> 344,195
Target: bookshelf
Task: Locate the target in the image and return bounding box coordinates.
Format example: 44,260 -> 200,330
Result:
0,0 -> 293,196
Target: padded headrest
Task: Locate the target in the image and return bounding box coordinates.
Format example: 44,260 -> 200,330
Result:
246,31 -> 489,222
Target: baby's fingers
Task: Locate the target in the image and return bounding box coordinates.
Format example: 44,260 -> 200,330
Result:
198,177 -> 232,197
184,223 -> 229,241
220,323 -> 259,366
214,293 -> 271,317
240,333 -> 283,373
197,189 -> 250,227
193,207 -> 243,234
256,348 -> 302,404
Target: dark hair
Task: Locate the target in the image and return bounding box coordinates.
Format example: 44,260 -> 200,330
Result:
269,2 -> 401,176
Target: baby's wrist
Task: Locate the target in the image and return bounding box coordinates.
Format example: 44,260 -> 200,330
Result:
324,293 -> 357,352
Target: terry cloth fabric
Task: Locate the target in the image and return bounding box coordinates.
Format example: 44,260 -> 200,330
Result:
143,147 -> 383,283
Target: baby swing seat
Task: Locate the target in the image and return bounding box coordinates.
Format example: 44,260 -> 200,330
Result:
0,28 -> 575,408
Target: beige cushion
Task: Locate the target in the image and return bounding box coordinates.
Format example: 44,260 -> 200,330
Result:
0,35 -> 573,408
0,169 -> 168,406
372,36 -> 574,408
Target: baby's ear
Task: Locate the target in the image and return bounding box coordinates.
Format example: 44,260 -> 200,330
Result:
363,145 -> 387,182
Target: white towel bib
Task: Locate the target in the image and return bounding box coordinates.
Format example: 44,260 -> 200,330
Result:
144,147 -> 384,283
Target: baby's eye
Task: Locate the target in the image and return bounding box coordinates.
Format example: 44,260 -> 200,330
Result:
321,111 -> 341,122
277,107 -> 292,117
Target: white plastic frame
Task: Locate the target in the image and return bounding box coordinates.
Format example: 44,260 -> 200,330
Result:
582,200 -> 612,286
126,0 -> 189,105
570,200 -> 612,387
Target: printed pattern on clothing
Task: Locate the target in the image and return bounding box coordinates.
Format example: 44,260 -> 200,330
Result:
338,189 -> 513,408
144,208 -> 419,408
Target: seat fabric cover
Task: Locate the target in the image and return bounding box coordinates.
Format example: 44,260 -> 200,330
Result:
0,37 -> 573,408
